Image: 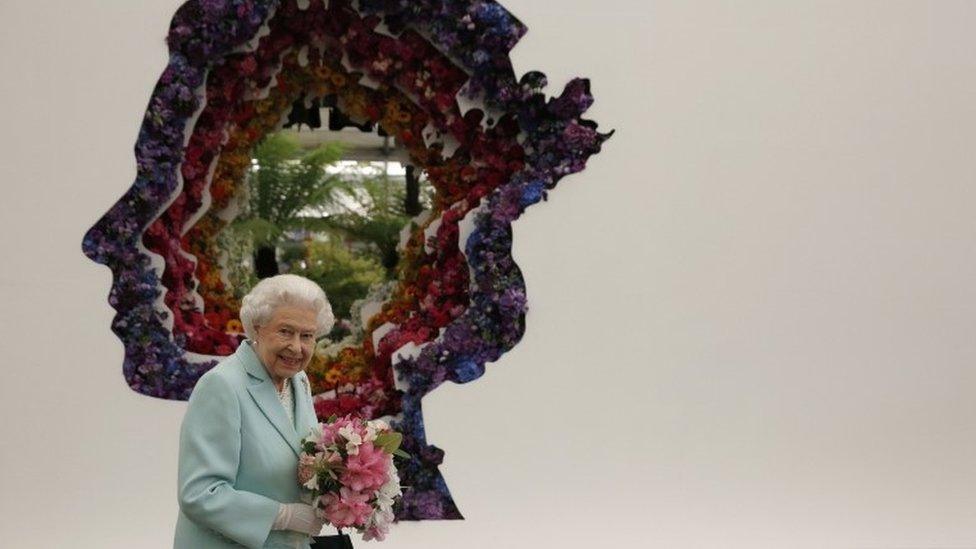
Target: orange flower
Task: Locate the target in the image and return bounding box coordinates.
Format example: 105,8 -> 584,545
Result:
325,368 -> 342,385
313,65 -> 332,80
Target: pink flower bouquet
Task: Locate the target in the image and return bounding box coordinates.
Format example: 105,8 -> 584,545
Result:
299,415 -> 407,542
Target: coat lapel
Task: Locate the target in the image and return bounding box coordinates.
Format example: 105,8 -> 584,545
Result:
237,341 -> 302,457
293,372 -> 319,441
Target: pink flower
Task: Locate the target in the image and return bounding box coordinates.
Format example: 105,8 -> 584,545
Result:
340,442 -> 390,492
320,487 -> 372,528
362,523 -> 388,542
318,416 -> 354,448
298,453 -> 316,484
322,449 -> 342,465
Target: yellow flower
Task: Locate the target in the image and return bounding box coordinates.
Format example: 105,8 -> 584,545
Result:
324,369 -> 342,385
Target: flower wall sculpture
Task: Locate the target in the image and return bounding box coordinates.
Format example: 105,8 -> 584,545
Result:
83,0 -> 609,520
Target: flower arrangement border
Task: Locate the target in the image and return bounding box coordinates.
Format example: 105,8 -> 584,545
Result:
83,0 -> 609,520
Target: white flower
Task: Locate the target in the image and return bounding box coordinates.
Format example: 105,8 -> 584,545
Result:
374,488 -> 394,509
384,459 -> 401,485
379,476 -> 401,499
338,425 -> 362,455
374,506 -> 394,527
302,473 -> 319,491
374,461 -> 402,508
365,506 -> 394,532
303,426 -> 322,447
363,419 -> 390,443
362,506 -> 395,541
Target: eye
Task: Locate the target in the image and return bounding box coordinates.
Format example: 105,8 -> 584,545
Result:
278,328 -> 294,338
300,333 -> 315,342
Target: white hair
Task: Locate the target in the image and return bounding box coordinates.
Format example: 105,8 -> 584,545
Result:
239,274 -> 335,339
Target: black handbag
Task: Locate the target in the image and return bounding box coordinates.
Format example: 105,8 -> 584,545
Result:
311,533 -> 354,549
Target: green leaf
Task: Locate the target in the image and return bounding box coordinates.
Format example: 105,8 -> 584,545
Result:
229,216 -> 281,247
375,432 -> 403,454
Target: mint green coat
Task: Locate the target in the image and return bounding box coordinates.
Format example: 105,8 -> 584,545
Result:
174,341 -> 319,548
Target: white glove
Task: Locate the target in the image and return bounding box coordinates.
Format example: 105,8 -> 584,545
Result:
272,503 -> 326,536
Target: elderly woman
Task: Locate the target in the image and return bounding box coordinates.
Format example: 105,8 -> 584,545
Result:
174,274 -> 334,549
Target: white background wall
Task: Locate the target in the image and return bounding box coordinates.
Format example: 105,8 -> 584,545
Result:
2,1 -> 976,547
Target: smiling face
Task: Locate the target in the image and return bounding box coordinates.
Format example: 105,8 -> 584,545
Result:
252,304 -> 318,387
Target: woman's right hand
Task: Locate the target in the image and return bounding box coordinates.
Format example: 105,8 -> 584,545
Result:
272,503 -> 327,536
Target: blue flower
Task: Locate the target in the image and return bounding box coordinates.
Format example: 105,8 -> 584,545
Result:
451,357 -> 485,383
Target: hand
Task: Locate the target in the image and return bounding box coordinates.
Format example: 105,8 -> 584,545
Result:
272,503 -> 326,536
